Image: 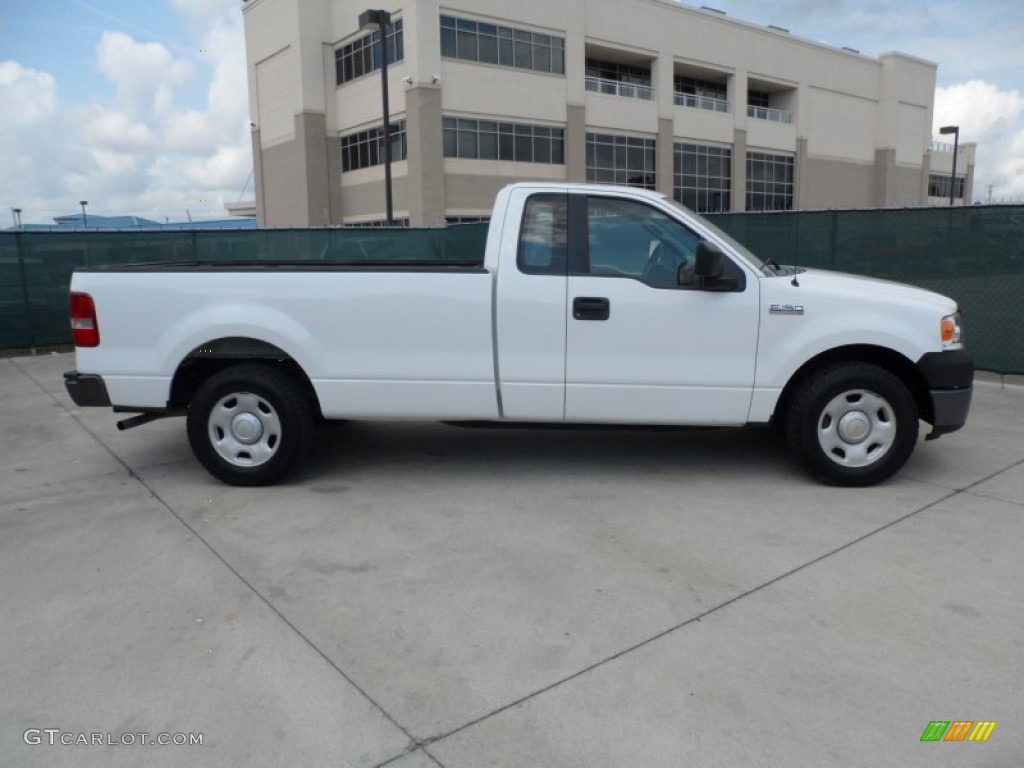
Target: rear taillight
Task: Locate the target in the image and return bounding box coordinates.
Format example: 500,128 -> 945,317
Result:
69,292 -> 100,347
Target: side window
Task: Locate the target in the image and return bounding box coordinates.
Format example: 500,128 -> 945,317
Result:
586,197 -> 701,288
517,194 -> 568,275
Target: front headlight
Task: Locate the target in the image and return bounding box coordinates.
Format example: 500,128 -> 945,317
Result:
941,312 -> 962,346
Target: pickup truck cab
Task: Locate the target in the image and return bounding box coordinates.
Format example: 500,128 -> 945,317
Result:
64,183 -> 972,486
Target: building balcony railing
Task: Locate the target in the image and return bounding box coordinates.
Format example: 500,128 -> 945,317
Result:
930,140 -> 958,153
674,92 -> 729,113
747,104 -> 792,124
585,75 -> 653,101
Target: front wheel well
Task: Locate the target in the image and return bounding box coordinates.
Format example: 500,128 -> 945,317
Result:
773,345 -> 932,426
169,338 -> 321,417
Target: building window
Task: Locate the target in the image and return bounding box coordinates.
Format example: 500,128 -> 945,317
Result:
440,16 -> 565,74
674,76 -> 729,112
585,59 -> 652,100
442,118 -> 564,164
746,151 -> 794,211
335,19 -> 404,85
340,120 -> 407,172
446,216 -> 491,225
748,89 -> 771,109
928,173 -> 965,199
747,88 -> 792,123
674,143 -> 731,213
585,132 -> 656,189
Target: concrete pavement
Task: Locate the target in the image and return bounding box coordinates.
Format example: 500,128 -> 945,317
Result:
2,352 -> 1022,766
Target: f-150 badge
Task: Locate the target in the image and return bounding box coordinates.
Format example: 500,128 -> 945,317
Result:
769,304 -> 804,315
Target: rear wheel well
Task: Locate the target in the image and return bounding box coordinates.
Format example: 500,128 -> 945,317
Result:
169,338 -> 321,417
774,345 -> 931,426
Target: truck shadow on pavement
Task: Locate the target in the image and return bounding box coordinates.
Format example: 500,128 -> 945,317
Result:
295,420 -> 804,485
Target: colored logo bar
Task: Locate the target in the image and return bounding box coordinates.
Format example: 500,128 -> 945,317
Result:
921,721 -> 996,742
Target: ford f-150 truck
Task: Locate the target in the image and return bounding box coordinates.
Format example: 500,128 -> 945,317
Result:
64,183 -> 972,487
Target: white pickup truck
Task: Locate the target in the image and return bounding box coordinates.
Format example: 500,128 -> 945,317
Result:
65,183 -> 972,487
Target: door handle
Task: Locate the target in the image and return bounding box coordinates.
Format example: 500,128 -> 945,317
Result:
573,296 -> 610,321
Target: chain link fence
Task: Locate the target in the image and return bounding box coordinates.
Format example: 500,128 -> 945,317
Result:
2,206 -> 1022,372
706,205 -> 1024,374
0,225 -> 489,350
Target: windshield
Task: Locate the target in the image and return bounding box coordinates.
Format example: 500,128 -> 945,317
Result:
660,196 -> 765,270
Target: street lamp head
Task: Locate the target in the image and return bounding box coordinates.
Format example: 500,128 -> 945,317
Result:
939,125 -> 959,135
358,9 -> 390,30
80,200 -> 88,206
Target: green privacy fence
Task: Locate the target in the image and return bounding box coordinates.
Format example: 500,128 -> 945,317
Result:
2,206 -> 1022,372
0,225 -> 490,350
705,205 -> 1024,374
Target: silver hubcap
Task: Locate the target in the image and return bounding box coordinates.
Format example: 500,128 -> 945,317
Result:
208,392 -> 282,467
817,389 -> 897,468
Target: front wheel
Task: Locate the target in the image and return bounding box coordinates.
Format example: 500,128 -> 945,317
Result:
186,364 -> 314,486
784,362 -> 918,487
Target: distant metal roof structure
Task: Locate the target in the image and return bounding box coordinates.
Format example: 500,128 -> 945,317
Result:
52,213 -> 161,228
9,212 -> 257,231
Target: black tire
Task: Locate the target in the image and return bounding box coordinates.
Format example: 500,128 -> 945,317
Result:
186,364 -> 314,486
784,362 -> 918,487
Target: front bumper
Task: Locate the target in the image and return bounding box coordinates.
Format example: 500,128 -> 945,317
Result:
64,371 -> 112,407
917,350 -> 973,438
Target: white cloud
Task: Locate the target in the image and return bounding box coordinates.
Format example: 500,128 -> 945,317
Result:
95,31 -> 192,117
934,81 -> 1024,138
181,143 -> 249,190
79,106 -> 157,152
934,80 -> 1024,200
0,61 -> 58,126
0,4 -> 251,222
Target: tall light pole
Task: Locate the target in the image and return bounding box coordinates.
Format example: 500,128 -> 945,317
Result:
358,9 -> 394,225
80,200 -> 89,228
12,208 -> 22,229
939,125 -> 960,206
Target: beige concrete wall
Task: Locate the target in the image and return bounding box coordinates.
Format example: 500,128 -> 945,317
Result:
799,156 -> 875,210
672,108 -> 734,146
299,112 -> 331,227
260,132 -> 306,227
251,128 -> 267,226
405,85 -> 446,227
254,46 -> 296,148
656,118 -> 674,197
567,104 -> 587,183
244,0 -> 949,222
732,128 -> 747,212
257,111 -> 334,227
805,87 -> 877,164
338,178 -> 409,222
444,173 -> 563,215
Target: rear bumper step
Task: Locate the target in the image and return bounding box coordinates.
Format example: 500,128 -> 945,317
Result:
63,371 -> 111,407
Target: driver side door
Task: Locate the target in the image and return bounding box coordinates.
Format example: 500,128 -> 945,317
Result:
564,195 -> 760,424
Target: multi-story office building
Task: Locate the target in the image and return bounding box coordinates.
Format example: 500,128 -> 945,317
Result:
241,0 -> 977,227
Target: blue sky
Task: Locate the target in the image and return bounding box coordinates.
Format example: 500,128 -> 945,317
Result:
1,0 -> 248,222
1,0 -> 1022,223
2,0 -> 205,110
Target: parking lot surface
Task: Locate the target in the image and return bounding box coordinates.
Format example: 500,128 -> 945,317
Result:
2,352 -> 1023,767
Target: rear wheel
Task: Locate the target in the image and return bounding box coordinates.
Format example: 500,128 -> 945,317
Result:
784,362 -> 918,486
186,364 -> 314,486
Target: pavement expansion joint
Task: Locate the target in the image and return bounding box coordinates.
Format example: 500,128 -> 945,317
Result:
11,356 -> 429,762
415,484 -> 966,750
